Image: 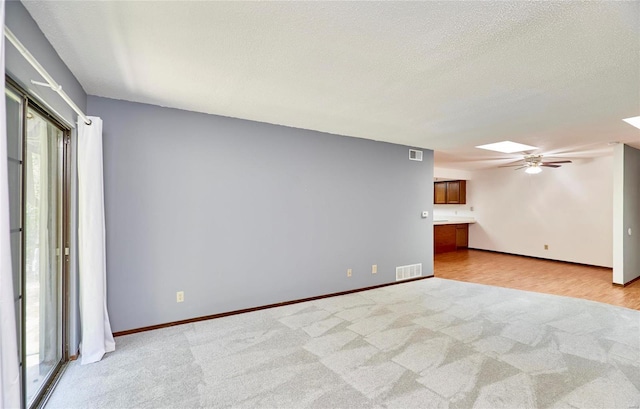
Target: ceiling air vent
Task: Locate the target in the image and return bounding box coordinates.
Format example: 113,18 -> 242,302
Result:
409,149 -> 423,161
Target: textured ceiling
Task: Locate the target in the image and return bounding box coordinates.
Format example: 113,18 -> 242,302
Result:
22,1 -> 640,169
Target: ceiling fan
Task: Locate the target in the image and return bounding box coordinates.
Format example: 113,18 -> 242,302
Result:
498,154 -> 572,174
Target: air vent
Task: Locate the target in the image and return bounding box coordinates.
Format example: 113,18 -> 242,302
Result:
396,263 -> 422,281
409,149 -> 423,161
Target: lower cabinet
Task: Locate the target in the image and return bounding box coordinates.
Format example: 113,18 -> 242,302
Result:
455,224 -> 468,248
434,224 -> 469,254
434,225 -> 456,254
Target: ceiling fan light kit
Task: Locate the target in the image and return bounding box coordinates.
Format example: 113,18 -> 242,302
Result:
525,165 -> 542,174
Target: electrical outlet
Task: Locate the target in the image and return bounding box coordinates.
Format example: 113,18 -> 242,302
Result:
347,268 -> 352,277
176,291 -> 184,303
372,265 -> 377,274
544,244 -> 549,250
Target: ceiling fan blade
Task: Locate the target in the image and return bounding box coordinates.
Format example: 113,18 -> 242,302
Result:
498,163 -> 525,168
542,160 -> 572,165
541,164 -> 561,168
514,166 -> 527,170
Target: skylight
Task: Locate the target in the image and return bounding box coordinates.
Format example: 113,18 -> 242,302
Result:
623,116 -> 640,130
475,141 -> 538,154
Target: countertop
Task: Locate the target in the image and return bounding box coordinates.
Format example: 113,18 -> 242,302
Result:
433,217 -> 476,225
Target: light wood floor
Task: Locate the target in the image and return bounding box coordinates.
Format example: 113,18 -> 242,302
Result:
434,249 -> 640,310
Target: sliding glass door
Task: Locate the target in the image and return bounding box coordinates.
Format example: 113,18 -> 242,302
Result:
24,106 -> 65,406
6,79 -> 69,409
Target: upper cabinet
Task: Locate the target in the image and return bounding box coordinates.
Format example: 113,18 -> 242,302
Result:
434,180 -> 466,204
434,182 -> 447,204
446,180 -> 465,204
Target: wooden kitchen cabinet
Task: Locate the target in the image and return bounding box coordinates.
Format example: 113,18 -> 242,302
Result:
447,181 -> 466,204
435,223 -> 469,254
434,225 -> 457,253
433,180 -> 466,204
434,182 -> 447,204
455,224 -> 468,248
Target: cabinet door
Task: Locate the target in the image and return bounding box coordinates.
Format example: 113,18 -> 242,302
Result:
458,180 -> 466,204
434,182 -> 447,204
447,181 -> 460,203
434,225 -> 457,253
455,224 -> 468,248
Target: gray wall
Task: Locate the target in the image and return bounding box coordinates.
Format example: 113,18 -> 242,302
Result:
87,96 -> 434,333
613,144 -> 640,284
6,1 -> 85,356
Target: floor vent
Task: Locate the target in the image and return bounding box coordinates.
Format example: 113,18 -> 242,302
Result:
396,263 -> 422,281
409,149 -> 423,161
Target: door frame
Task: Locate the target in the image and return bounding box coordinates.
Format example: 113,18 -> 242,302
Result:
6,75 -> 71,409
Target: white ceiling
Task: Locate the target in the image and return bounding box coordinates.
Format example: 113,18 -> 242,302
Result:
22,1 -> 640,169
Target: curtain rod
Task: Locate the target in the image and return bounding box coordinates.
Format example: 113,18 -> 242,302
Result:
4,26 -> 92,125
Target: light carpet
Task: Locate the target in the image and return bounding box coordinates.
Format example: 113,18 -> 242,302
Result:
45,278 -> 640,409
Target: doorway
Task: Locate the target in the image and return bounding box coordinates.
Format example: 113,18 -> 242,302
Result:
6,77 -> 70,409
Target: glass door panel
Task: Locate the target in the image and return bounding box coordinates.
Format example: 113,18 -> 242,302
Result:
24,107 -> 64,406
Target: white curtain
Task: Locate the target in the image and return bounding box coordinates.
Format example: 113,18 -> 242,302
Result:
78,116 -> 115,365
0,0 -> 22,406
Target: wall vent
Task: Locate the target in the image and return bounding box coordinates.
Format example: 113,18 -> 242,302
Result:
409,149 -> 423,161
396,263 -> 422,281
